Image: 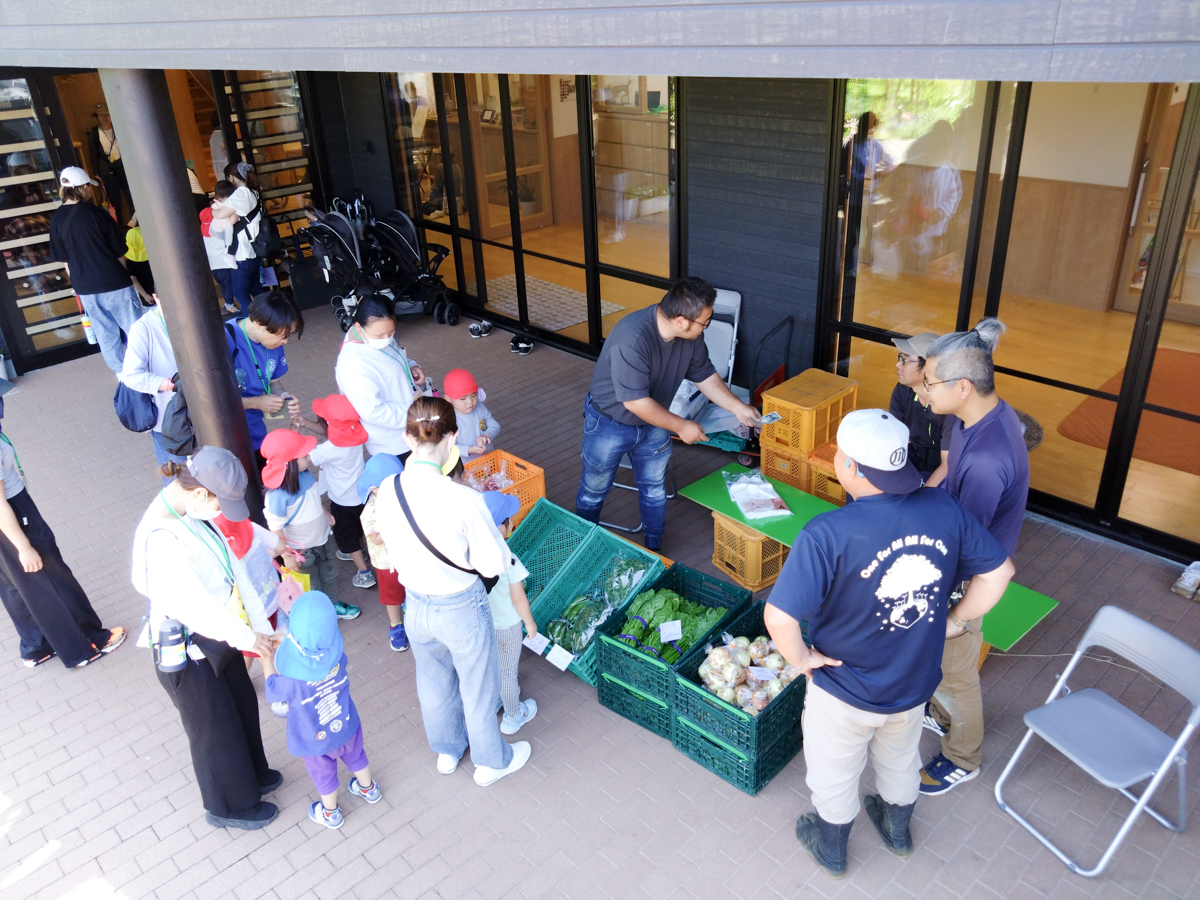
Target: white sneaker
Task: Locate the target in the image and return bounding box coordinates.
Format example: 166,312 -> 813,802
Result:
473,740 -> 531,786
271,701 -> 288,718
1172,562 -> 1200,598
500,699 -> 538,735
436,752 -> 462,775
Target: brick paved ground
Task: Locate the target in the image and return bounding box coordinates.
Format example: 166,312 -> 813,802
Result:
1,310 -> 1198,900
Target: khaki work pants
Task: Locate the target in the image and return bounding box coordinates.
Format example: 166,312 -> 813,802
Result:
929,616 -> 985,770
802,680 -> 924,825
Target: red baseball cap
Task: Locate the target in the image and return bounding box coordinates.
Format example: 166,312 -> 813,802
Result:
312,394 -> 368,448
260,429 -> 318,488
443,369 -> 478,400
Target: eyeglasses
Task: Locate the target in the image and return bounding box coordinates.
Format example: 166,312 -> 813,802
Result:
685,316 -> 713,331
922,373 -> 955,391
896,353 -> 921,366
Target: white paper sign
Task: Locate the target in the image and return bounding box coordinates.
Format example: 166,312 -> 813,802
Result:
659,619 -> 683,642
748,666 -> 776,682
546,643 -> 575,671
522,632 -> 550,655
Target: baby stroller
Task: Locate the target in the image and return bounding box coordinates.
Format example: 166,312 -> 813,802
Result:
367,210 -> 459,325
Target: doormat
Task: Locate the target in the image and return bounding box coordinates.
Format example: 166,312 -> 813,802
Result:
483,274 -> 623,332
1057,348 -> 1200,477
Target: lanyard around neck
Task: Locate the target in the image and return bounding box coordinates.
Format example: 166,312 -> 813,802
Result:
1,433 -> 23,478
160,493 -> 234,583
240,318 -> 272,395
409,459 -> 443,474
354,325 -> 414,390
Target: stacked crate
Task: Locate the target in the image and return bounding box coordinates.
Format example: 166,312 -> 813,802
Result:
805,441 -> 847,507
760,369 -> 858,496
711,511 -> 790,592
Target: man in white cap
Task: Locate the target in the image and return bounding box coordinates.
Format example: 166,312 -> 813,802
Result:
889,332 -> 950,481
764,409 -> 1013,879
48,166 -> 143,372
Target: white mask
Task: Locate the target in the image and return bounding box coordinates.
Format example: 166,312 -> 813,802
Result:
365,335 -> 392,350
186,496 -> 220,520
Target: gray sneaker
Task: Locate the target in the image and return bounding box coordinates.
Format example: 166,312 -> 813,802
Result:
352,569 -> 376,589
500,698 -> 538,735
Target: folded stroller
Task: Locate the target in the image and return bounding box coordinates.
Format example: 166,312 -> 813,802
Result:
367,210 -> 459,325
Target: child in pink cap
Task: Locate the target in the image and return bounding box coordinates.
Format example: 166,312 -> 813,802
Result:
443,368 -> 500,461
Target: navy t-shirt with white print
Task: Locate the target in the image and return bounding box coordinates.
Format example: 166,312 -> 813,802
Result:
767,487 -> 1008,714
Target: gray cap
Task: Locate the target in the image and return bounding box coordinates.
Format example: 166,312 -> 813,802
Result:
187,446 -> 250,522
892,332 -> 939,359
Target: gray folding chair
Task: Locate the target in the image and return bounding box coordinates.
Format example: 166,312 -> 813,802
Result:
994,605 -> 1200,877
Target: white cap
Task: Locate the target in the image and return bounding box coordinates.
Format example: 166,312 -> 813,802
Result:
836,409 -> 922,494
59,166 -> 98,188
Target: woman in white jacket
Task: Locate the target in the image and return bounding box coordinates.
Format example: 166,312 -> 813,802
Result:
131,446 -> 280,831
119,294 -> 182,482
335,294 -> 427,459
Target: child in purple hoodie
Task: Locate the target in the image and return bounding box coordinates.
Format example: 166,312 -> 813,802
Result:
262,590 -> 382,829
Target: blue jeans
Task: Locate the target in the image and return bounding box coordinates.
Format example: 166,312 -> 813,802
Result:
78,285 -> 143,372
230,258 -> 260,315
575,395 -> 673,547
151,430 -> 187,486
404,580 -> 512,770
212,268 -> 234,306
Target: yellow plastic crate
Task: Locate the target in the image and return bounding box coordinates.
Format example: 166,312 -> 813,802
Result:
761,444 -> 807,491
762,369 -> 858,453
711,511 -> 790,592
807,441 -> 847,507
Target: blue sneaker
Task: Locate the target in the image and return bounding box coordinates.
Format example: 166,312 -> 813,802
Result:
308,801 -> 344,830
389,623 -> 409,652
333,601 -> 361,620
349,777 -> 382,804
919,752 -> 979,795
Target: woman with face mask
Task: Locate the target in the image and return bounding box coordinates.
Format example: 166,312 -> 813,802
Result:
0,380 -> 126,670
131,446 -> 281,831
335,293 -> 427,461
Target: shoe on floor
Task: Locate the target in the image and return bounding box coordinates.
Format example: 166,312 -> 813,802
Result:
389,623 -> 409,652
511,334 -> 534,354
919,752 -> 979,795
271,701 -> 289,718
352,569 -> 376,589
333,601 -> 361,620
207,802 -> 278,830
336,549 -> 357,562
863,794 -> 914,858
795,812 -> 852,879
437,752 -> 463,775
473,740 -> 532,786
100,626 -> 127,654
349,777 -> 382,804
500,698 -> 538,735
1172,561 -> 1200,598
922,702 -> 948,737
308,800 -> 344,830
469,320 -> 494,339
259,769 -> 283,795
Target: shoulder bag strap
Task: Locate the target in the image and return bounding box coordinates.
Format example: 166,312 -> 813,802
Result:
392,476 -> 499,592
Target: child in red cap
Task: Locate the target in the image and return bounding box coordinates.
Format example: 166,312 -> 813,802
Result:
261,428 -> 361,621
292,394 -> 374,590
443,368 -> 500,461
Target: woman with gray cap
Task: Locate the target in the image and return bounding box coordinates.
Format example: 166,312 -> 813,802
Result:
131,446 -> 282,830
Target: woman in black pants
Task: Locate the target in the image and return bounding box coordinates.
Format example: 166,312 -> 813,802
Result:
0,383 -> 126,668
131,446 -> 281,830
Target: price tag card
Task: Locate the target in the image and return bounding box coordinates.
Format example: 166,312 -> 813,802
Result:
546,643 -> 575,671
659,619 -> 683,642
747,666 -> 776,681
522,632 -> 550,655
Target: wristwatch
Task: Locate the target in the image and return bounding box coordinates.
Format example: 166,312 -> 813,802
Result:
948,612 -> 970,632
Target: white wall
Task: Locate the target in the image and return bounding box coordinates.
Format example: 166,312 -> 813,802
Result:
1020,82 -> 1149,186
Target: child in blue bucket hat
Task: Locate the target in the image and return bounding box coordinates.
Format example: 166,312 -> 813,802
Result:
262,590 -> 382,829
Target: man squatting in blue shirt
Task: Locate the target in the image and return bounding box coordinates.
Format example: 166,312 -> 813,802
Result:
764,409 -> 1015,879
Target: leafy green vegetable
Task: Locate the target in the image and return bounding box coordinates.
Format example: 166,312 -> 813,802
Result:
603,556 -> 652,605
615,587 -> 726,663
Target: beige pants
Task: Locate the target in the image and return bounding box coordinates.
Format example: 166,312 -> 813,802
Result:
929,616 -> 985,770
802,679 -> 924,825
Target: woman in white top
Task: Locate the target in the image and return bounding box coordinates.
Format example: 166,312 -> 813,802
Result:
373,396 -> 531,786
213,162 -> 262,315
119,293 -> 183,482
0,383 -> 126,669
335,294 -> 427,458
131,446 -> 281,831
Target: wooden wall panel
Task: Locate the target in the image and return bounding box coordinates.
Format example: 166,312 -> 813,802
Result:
551,134 -> 582,225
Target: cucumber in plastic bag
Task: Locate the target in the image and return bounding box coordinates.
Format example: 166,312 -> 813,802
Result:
546,618 -> 571,647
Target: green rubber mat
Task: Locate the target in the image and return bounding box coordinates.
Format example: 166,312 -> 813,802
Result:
981,582 -> 1058,651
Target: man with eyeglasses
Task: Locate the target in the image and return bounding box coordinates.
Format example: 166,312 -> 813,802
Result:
888,332 -> 951,480
576,276 -> 759,551
916,318 -> 1029,796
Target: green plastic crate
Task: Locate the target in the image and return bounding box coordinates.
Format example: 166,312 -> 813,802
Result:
671,709 -> 804,796
506,499 -> 595,603
596,564 -> 751,707
530,529 -> 664,686
598,672 -> 672,739
700,430 -> 749,452
672,601 -> 808,757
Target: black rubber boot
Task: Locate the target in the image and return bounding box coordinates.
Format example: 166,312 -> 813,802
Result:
864,794 -> 915,858
795,812 -> 853,878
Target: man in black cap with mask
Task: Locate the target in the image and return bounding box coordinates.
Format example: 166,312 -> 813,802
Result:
764,409 -> 1013,879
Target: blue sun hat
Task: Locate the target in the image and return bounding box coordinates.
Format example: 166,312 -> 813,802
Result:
275,591 -> 343,681
356,452 -> 404,503
483,490 -> 521,527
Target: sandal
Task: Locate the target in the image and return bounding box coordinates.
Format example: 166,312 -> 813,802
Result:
100,627 -> 127,655
22,651 -> 55,669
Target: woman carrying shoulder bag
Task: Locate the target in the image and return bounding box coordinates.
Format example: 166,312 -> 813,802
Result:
373,397 -> 532,786
213,162 -> 262,316
131,446 -> 281,830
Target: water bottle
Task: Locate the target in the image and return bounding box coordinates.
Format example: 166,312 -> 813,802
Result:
80,314 -> 98,344
156,618 -> 188,672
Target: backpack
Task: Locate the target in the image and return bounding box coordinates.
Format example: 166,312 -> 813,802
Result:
160,374 -> 198,457
232,193 -> 283,261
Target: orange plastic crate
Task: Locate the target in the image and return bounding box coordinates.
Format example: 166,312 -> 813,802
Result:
711,511 -> 790,592
807,442 -> 847,507
762,369 -> 858,453
462,450 -> 545,527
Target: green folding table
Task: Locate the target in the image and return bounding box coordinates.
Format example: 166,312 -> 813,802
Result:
679,463 -> 1057,651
